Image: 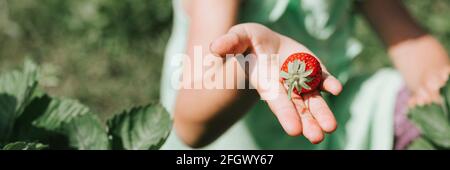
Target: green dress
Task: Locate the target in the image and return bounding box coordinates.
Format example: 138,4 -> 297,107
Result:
160,0 -> 403,150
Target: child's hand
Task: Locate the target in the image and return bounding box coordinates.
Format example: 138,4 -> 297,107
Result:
408,66 -> 450,106
210,23 -> 342,144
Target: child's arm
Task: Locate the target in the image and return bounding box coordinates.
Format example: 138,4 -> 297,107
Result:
174,1 -> 342,147
174,0 -> 257,148
359,0 -> 450,105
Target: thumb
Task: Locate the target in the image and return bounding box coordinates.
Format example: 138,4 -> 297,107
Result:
210,25 -> 251,57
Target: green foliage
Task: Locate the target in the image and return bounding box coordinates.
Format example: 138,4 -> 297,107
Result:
3,0 -> 172,41
352,0 -> 450,75
32,98 -> 110,150
407,137 -> 436,150
441,77 -> 450,117
407,76 -> 450,149
404,0 -> 450,49
0,0 -> 173,118
0,59 -> 37,143
108,104 -> 171,150
2,141 -> 48,150
0,60 -> 172,150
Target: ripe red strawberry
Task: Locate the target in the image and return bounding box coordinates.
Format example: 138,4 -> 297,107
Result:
280,53 -> 322,99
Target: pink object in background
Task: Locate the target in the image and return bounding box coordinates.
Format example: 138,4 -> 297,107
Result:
393,86 -> 421,150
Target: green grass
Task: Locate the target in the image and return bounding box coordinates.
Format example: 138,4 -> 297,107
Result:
0,0 -> 449,121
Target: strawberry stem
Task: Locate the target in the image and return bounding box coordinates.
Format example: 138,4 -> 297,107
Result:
281,60 -> 313,99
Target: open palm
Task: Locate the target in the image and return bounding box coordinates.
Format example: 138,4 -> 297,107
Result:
210,23 -> 343,144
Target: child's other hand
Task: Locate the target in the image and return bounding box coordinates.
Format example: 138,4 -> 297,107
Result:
408,66 -> 450,107
210,23 -> 342,144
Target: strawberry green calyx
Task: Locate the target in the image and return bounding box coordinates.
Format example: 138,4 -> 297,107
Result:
280,60 -> 313,99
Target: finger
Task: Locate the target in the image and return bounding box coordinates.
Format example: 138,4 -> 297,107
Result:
415,88 -> 431,106
429,90 -> 442,104
210,25 -> 253,57
420,88 -> 433,105
408,96 -> 417,108
264,82 -> 303,136
424,75 -> 447,104
303,91 -> 337,133
300,112 -> 325,144
421,85 -> 442,104
291,93 -> 324,144
321,71 -> 342,96
210,32 -> 250,57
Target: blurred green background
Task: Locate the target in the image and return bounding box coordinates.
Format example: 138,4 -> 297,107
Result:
1,0 -> 449,121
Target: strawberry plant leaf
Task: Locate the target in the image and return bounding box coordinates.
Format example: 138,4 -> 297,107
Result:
62,113 -> 110,150
0,59 -> 38,117
0,59 -> 170,150
2,141 -> 48,150
33,98 -> 91,131
11,95 -> 69,149
407,137 -> 436,150
108,103 -> 172,150
33,98 -> 109,149
12,95 -> 52,141
0,59 -> 38,143
440,76 -> 450,118
0,94 -> 17,143
408,104 -> 450,148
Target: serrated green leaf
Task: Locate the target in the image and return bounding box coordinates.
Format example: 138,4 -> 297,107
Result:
408,104 -> 450,148
0,60 -> 38,143
2,141 -> 48,150
62,114 -> 109,150
108,103 -> 172,150
33,98 -> 90,131
33,98 -> 109,150
12,95 -> 69,149
12,95 -> 52,138
0,60 -> 38,116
